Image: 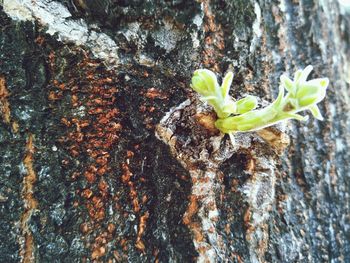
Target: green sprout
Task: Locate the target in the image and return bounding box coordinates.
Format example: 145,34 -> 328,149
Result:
191,69 -> 236,118
191,69 -> 258,118
191,66 -> 329,140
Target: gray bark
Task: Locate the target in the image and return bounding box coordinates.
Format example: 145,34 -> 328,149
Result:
0,0 -> 349,262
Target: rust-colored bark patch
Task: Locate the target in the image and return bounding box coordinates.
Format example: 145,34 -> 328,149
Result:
135,212 -> 149,252
144,88 -> 168,100
183,194 -> 199,226
183,194 -> 205,244
0,76 -> 11,124
20,134 -> 38,263
121,162 -> 141,213
49,51 -> 122,261
0,76 -> 19,133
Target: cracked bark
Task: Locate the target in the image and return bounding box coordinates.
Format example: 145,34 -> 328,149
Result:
0,0 -> 349,262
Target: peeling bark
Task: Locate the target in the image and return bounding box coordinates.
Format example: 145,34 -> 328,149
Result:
0,0 -> 349,262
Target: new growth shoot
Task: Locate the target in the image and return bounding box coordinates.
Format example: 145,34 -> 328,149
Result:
191,66 -> 329,143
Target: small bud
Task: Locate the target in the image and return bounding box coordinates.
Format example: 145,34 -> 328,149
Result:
191,76 -> 208,95
191,69 -> 219,96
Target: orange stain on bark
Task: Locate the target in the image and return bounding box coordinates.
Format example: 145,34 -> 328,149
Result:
20,134 -> 38,263
0,76 -> 17,133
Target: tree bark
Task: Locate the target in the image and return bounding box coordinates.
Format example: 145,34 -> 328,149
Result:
0,0 -> 349,262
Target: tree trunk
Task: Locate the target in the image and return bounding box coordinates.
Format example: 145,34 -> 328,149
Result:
0,0 -> 349,262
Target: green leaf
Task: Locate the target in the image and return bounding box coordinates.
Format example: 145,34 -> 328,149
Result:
296,78 -> 329,107
221,71 -> 233,98
298,65 -> 313,84
296,83 -> 320,105
280,75 -> 294,93
294,69 -> 303,82
236,95 -> 258,114
272,85 -> 285,108
309,105 -> 324,120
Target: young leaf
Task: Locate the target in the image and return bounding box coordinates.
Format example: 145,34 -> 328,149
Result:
309,105 -> 324,120
236,95 -> 258,114
221,72 -> 234,98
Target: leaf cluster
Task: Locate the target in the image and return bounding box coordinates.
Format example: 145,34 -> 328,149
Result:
191,66 -> 329,134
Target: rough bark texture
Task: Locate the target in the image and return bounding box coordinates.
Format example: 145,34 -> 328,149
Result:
0,0 -> 349,262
